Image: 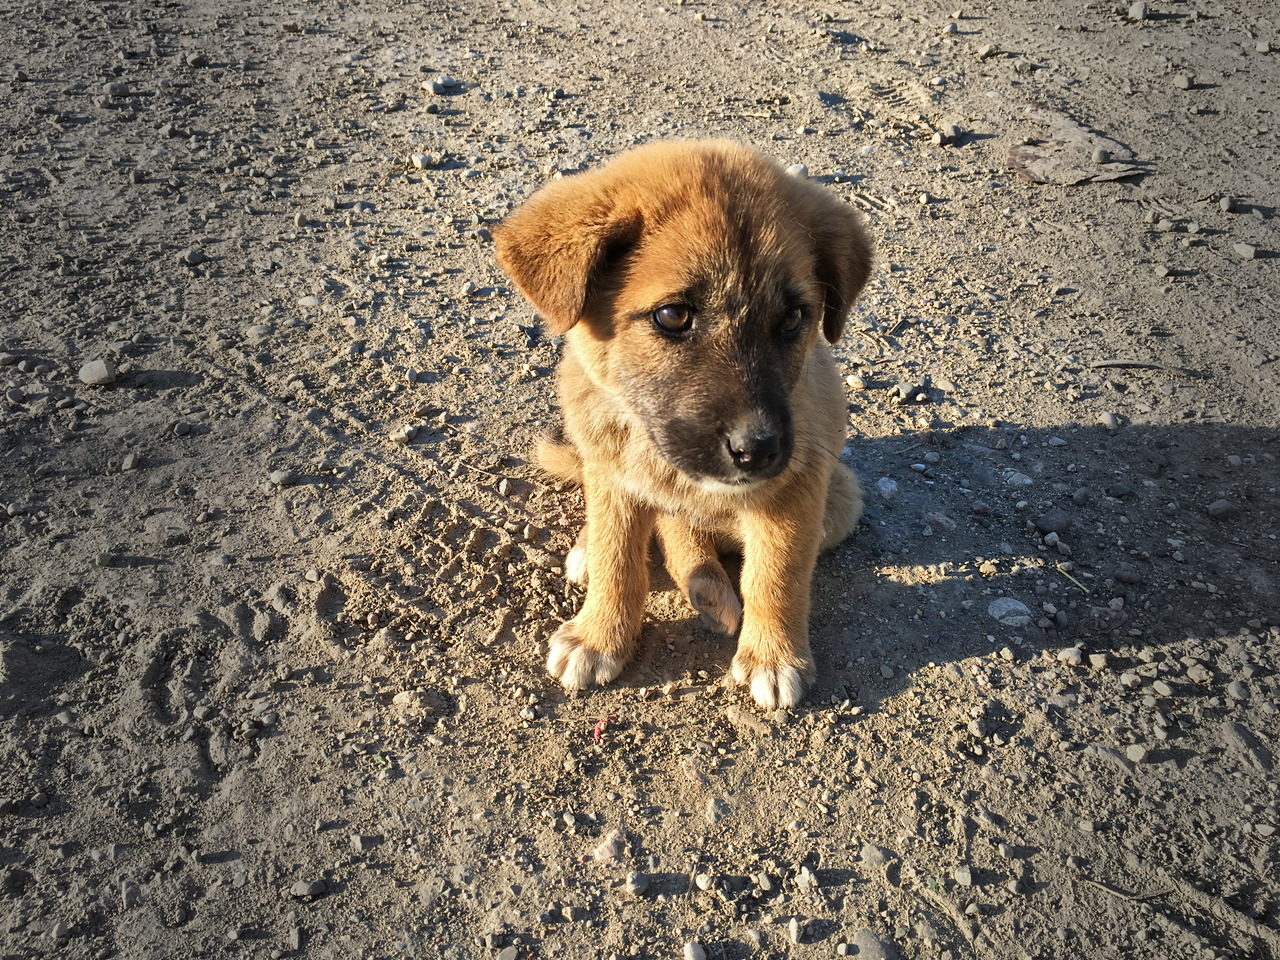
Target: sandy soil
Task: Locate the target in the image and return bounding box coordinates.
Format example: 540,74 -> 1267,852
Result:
1,1 -> 1278,958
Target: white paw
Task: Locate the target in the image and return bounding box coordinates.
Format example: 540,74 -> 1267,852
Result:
731,650 -> 811,710
688,568 -> 742,636
546,621 -> 625,690
564,543 -> 588,585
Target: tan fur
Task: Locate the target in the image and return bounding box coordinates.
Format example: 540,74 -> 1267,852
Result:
495,140 -> 872,709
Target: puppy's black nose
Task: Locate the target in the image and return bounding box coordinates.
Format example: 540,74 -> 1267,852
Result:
726,427 -> 781,473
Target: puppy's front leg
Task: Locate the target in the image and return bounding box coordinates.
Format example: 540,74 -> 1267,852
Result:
731,491 -> 825,710
547,466 -> 655,691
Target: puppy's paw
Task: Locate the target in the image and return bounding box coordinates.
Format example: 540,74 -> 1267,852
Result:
731,648 -> 813,710
688,566 -> 742,636
546,620 -> 626,691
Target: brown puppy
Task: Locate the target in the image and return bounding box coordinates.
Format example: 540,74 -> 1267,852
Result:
494,140 -> 872,709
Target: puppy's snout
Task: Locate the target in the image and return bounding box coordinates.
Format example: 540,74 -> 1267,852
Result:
725,424 -> 782,473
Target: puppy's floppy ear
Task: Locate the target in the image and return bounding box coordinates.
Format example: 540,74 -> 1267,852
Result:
493,173 -> 642,334
790,179 -> 873,344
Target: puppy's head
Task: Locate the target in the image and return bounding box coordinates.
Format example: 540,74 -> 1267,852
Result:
494,141 -> 872,489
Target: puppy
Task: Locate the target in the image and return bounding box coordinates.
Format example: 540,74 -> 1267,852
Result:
494,140 -> 872,709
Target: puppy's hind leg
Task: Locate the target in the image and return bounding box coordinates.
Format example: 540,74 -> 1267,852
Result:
655,514 -> 742,636
821,461 -> 864,551
565,525 -> 589,585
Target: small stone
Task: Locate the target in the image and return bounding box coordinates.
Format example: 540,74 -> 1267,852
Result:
987,597 -> 1032,627
497,949 -> 517,960
410,153 -> 434,169
1125,744 -> 1148,764
861,844 -> 894,867
851,928 -> 900,960
875,477 -> 899,501
180,248 -> 206,266
350,834 -> 379,853
1127,1 -> 1148,20
1204,498 -> 1236,519
953,864 -> 973,886
1172,74 -> 1193,90
105,81 -> 131,97
1219,196 -> 1236,213
592,828 -> 625,862
1034,510 -> 1071,534
785,163 -> 809,178
788,917 -> 804,944
298,294 -> 323,308
1231,242 -> 1257,260
293,211 -> 309,229
879,663 -> 894,679
694,873 -> 714,891
705,796 -> 730,824
1057,647 -> 1083,667
290,878 -> 326,898
430,76 -> 460,94
268,469 -> 295,487
1225,680 -> 1248,701
624,871 -> 649,895
683,943 -> 706,960
976,43 -> 998,59
1092,147 -> 1111,164
1152,680 -> 1173,697
78,358 -> 117,386
1098,412 -> 1119,430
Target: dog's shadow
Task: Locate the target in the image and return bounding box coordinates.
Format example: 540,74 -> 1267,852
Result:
594,420 -> 1277,713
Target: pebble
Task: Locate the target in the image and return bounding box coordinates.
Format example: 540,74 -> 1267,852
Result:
1231,242 -> 1257,260
694,873 -> 714,891
430,76 -> 461,94
1034,509 -> 1071,534
1225,680 -> 1249,701
592,828 -> 625,862
290,878 -> 326,898
268,469 -> 296,487
876,477 -> 899,501
683,943 -> 706,960
497,949 -> 517,960
705,796 -> 730,824
1056,647 -> 1083,667
1092,147 -> 1111,164
1152,680 -> 1173,697
1205,498 -> 1236,519
785,163 -> 809,178
1098,412 -> 1118,430
851,928 -> 900,960
105,80 -> 131,97
1172,73 -> 1194,90
788,917 -> 804,944
860,843 -> 894,867
410,153 -> 436,169
953,864 -> 973,886
1127,1 -> 1148,20
1125,744 -> 1149,764
624,871 -> 649,895
78,358 -> 118,386
987,597 -> 1032,627
298,294 -> 323,308
180,247 -> 206,266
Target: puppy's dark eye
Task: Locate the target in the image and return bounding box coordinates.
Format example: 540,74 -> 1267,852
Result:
653,303 -> 694,335
780,307 -> 805,340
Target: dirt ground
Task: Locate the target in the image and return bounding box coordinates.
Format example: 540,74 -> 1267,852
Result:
1,0 -> 1278,958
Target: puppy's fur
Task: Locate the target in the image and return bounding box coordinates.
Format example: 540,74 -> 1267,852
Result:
494,140 -> 872,709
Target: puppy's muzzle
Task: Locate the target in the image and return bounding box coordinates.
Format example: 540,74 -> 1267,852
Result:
721,416 -> 791,482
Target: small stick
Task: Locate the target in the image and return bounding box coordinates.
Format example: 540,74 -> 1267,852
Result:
1055,564 -> 1089,594
1076,874 -> 1171,903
